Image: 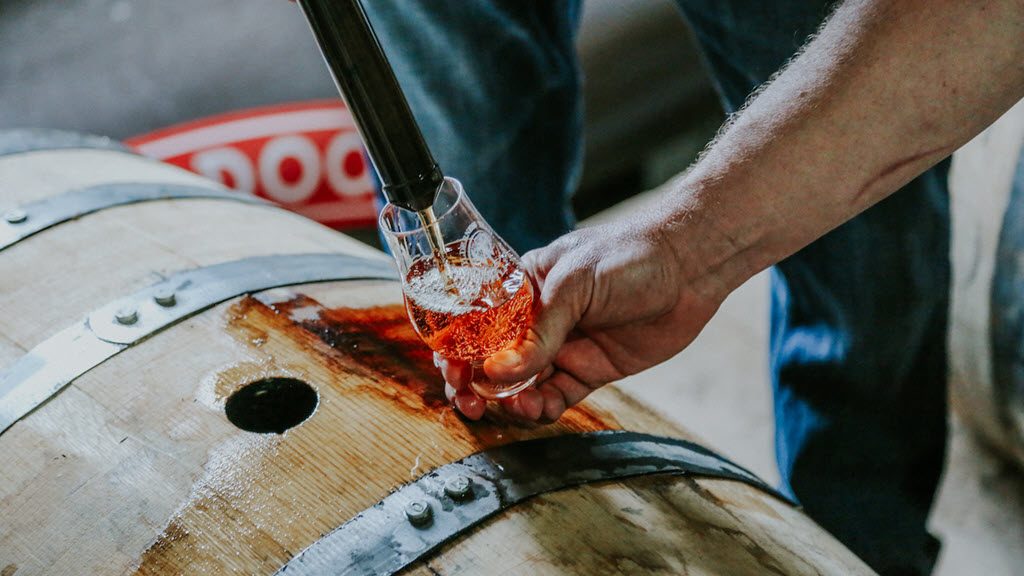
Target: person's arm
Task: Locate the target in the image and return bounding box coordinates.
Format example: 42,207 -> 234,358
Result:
443,0 -> 1024,421
662,0 -> 1024,295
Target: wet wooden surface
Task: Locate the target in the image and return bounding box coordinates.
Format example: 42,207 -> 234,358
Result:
0,148 -> 873,575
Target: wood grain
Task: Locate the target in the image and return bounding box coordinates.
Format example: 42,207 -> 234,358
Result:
0,148 -> 873,575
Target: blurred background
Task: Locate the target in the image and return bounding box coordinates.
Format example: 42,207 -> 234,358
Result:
0,0 -> 721,221
2,1 -> 1023,574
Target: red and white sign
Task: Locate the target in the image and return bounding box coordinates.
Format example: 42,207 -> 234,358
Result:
126,100 -> 378,229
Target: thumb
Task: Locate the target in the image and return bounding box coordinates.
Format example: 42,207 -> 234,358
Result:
484,268 -> 589,382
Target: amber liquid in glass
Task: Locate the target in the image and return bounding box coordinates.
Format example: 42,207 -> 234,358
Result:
404,247 -> 534,398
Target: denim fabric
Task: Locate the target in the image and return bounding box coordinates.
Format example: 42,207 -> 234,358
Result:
365,2 -> 949,574
678,4 -> 950,575
362,0 -> 583,252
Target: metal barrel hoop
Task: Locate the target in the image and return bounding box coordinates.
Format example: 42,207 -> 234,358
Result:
0,253 -> 399,434
277,430 -> 795,576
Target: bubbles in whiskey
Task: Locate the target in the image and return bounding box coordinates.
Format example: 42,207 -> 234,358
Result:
416,206 -> 458,294
403,252 -> 533,363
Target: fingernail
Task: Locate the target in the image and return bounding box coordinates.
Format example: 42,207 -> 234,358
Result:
491,349 -> 522,368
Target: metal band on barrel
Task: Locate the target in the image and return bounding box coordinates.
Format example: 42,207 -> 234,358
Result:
0,182 -> 267,251
277,430 -> 795,576
0,129 -> 129,158
0,253 -> 397,434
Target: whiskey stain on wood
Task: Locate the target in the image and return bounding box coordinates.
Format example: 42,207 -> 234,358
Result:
135,292 -> 624,574
135,521 -> 191,575
273,295 -> 447,408
231,294 -> 621,434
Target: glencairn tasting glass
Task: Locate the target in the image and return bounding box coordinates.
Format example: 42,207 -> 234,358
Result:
379,178 -> 537,399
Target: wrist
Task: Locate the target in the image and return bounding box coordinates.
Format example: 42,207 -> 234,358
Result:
654,174 -> 772,297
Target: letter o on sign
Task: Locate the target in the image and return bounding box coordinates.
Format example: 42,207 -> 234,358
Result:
259,135 -> 321,204
326,131 -> 373,198
190,147 -> 256,195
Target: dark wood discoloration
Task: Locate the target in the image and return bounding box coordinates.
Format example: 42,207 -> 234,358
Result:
134,292 -> 627,574
135,521 -> 192,575
231,294 -> 622,435
272,296 -> 448,408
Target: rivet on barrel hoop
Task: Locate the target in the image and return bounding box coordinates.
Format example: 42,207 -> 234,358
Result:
3,209 -> 28,224
444,475 -> 473,501
114,306 -> 139,325
153,288 -> 177,307
404,500 -> 432,526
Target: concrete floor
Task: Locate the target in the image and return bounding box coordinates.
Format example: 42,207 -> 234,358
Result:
590,193 -> 1024,575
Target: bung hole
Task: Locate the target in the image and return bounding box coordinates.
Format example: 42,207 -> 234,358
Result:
225,377 -> 318,434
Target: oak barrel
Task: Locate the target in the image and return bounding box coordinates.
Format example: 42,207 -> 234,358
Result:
949,99 -> 1024,470
0,131 -> 873,575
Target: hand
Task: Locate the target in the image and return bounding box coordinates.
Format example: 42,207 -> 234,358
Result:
438,208 -> 730,422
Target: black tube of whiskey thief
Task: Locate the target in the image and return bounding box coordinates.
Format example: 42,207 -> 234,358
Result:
298,0 -> 443,212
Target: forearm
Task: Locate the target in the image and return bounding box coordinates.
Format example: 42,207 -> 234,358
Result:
664,0 -> 1024,292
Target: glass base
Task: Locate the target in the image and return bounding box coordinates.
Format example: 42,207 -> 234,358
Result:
468,360 -> 537,400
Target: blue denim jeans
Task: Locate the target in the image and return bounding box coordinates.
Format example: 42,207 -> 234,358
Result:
364,2 -> 949,574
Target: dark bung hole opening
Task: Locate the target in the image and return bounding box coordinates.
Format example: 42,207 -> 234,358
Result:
225,377 -> 318,434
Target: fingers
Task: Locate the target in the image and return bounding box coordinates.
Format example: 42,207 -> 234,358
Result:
444,382 -> 486,420
437,353 -> 594,424
543,370 -> 598,408
537,384 -> 567,422
496,389 -> 541,421
520,248 -> 556,284
433,229 -> 617,424
434,352 -> 472,391
494,370 -> 598,423
436,353 -> 486,420
484,267 -> 591,384
483,311 -> 572,383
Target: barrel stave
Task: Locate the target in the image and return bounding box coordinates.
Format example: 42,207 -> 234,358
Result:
0,198 -> 380,361
406,475 -> 867,576
0,149 -> 211,205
